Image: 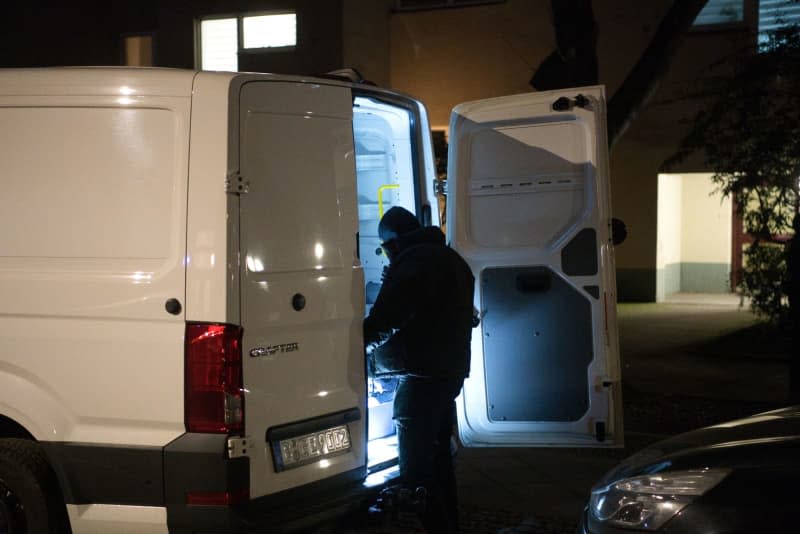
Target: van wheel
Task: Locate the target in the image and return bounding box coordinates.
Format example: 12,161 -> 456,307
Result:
0,438 -> 66,534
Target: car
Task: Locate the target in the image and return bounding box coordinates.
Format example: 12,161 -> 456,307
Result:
578,406 -> 800,533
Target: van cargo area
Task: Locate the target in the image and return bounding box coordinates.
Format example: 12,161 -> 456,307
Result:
353,94 -> 419,471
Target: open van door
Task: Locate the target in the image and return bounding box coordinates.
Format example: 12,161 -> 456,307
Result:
447,86 -> 623,447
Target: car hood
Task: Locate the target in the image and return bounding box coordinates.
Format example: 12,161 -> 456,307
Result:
596,405 -> 800,486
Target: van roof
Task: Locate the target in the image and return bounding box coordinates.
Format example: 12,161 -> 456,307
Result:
0,67 -> 369,98
0,67 -> 419,112
0,67 -> 202,97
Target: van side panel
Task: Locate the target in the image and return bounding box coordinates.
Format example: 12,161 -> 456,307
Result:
0,98 -> 189,447
66,504 -> 168,534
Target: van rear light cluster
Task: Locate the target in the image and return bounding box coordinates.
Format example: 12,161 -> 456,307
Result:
185,322 -> 244,434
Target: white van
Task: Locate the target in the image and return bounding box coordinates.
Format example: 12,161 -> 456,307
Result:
0,68 -> 622,533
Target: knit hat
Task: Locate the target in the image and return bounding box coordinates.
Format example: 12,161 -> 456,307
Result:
378,206 -> 421,243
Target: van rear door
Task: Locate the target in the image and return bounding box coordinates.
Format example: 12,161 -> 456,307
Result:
447,87 -> 623,447
237,81 -> 366,498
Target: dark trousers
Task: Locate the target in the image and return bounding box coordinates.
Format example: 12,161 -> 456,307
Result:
394,375 -> 464,534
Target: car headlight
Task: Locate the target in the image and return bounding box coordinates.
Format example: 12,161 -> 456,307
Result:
589,468 -> 730,530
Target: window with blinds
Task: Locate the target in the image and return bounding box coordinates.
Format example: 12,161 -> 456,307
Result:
759,0 -> 800,43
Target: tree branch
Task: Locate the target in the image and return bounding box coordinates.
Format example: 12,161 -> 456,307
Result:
607,0 -> 709,149
530,0 -> 598,90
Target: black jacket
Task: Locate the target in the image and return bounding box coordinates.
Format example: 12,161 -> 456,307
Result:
364,226 -> 475,378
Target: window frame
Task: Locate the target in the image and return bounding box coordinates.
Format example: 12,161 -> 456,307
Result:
758,0 -> 800,45
392,0 -> 506,12
238,10 -> 297,52
195,10 -> 298,71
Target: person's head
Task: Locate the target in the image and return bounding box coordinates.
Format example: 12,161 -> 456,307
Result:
378,206 -> 420,261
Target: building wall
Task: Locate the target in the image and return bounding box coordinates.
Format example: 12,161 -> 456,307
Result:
385,0 -> 755,301
342,0 -> 391,86
389,0 -> 553,129
0,4 -> 157,67
680,174 -> 732,293
155,0 -> 343,74
657,174 -> 683,301
606,4 -> 755,298
656,173 -> 733,299
1,2 -> 342,75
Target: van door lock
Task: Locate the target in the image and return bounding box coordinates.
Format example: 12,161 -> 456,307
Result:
552,94 -> 592,112
227,436 -> 251,459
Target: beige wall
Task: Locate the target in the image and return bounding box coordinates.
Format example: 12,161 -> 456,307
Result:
657,174 -> 683,268
343,0 -> 392,86
681,175 -> 731,264
390,0 -> 553,129
656,173 -> 682,301
656,173 -> 733,299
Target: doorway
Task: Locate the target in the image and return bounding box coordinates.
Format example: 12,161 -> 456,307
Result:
656,173 -> 733,302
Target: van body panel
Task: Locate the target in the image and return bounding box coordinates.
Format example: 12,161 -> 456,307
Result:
0,320 -> 184,446
0,86 -> 190,447
67,504 -> 168,534
0,68 -> 195,98
186,71 -> 240,324
413,99 -> 440,227
237,81 -> 367,497
447,87 -> 623,447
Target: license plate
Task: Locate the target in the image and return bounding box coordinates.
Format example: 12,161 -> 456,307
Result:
276,424 -> 351,471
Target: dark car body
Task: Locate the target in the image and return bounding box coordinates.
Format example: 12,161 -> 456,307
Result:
578,406 -> 800,533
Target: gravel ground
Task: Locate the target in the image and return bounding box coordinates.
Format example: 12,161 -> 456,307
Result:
336,507 -> 576,533
328,304 -> 793,533
332,390 -> 785,534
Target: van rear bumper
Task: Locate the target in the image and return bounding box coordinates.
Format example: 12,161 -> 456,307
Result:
164,433 -> 399,533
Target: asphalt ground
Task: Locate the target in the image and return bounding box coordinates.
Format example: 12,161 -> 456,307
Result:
333,294 -> 793,533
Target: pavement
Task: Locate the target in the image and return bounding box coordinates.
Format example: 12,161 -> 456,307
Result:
339,292 -> 793,533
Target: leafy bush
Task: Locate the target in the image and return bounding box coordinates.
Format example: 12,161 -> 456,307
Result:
669,15 -> 800,322
738,242 -> 789,325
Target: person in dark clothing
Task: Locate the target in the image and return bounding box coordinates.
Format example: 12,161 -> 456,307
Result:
364,206 -> 475,534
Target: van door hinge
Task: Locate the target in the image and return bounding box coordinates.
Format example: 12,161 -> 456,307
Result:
434,179 -> 447,196
227,436 -> 251,458
225,171 -> 249,194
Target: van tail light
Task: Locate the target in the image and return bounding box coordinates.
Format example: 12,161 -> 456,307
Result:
185,322 -> 244,434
